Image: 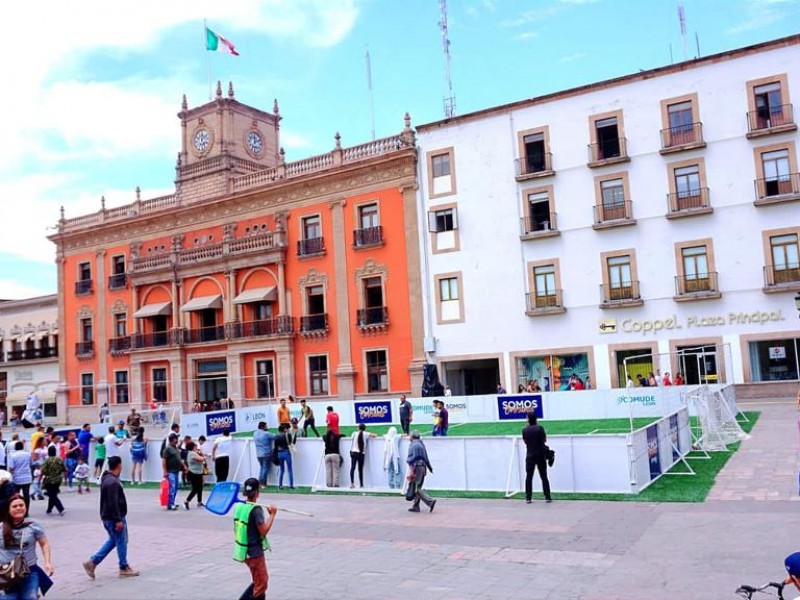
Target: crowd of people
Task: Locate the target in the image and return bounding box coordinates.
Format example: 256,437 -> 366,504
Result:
627,370 -> 685,388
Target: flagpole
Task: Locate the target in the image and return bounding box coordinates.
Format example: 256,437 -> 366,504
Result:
204,19 -> 212,100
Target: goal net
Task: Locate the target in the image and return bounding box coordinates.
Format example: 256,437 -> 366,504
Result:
686,384 -> 748,451
108,406 -> 182,435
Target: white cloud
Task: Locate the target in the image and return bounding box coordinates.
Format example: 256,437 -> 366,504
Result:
514,32 -> 540,42
0,280 -> 54,301
280,132 -> 316,151
558,52 -> 586,63
726,0 -> 799,34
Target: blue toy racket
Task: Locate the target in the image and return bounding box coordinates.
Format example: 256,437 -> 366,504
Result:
204,481 -> 314,517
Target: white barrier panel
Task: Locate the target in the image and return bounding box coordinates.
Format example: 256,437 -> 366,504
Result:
629,407 -> 693,493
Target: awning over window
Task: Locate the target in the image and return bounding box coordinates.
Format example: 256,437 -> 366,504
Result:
5,390 -> 57,406
133,302 -> 172,319
21,333 -> 34,342
232,287 -> 277,305
180,295 -> 222,312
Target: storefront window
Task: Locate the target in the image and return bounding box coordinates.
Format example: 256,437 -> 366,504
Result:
749,339 -> 799,382
516,352 -> 589,391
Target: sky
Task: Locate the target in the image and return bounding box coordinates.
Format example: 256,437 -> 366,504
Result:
0,0 -> 798,299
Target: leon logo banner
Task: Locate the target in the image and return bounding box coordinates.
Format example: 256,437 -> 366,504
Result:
354,401 -> 392,424
497,394 -> 544,420
206,410 -> 237,436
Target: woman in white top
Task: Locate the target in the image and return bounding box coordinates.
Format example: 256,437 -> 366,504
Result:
211,429 -> 232,482
382,427 -> 402,489
349,424 -> 377,489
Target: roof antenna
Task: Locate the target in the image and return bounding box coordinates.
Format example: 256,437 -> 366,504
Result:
678,2 -> 688,61
439,0 -> 455,118
365,47 -> 376,141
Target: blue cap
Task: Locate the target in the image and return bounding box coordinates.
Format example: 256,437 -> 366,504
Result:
785,552 -> 800,576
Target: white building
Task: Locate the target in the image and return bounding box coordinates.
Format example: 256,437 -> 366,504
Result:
0,295 -> 61,422
415,34 -> 800,397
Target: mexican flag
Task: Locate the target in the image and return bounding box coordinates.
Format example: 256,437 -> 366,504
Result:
206,27 -> 239,56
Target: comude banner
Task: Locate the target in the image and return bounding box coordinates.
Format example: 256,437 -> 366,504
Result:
646,424 -> 661,480
206,410 -> 237,436
354,400 -> 392,425
496,394 -> 544,420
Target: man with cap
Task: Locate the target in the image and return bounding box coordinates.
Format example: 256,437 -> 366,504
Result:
234,477 -> 277,600
162,433 -> 186,511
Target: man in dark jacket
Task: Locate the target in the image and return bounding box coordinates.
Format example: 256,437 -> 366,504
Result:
82,456 -> 140,579
406,431 -> 436,513
522,412 -> 552,504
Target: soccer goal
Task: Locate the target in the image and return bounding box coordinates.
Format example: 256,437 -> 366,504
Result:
686,384 -> 748,452
108,406 -> 182,433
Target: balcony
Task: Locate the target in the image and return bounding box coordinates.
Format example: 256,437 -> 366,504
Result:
131,331 -> 172,349
228,316 -> 295,340
108,336 -> 132,354
108,273 -> 127,290
75,280 -> 93,295
747,104 -> 797,138
297,237 -> 325,257
299,314 -> 329,337
754,174 -> 800,206
75,341 -> 94,358
593,201 -> 635,230
353,226 -> 384,249
520,214 -> 559,240
525,291 -> 566,316
357,306 -> 388,331
183,325 -> 226,344
763,263 -> 800,293
587,138 -> 629,168
674,272 -> 721,302
666,188 -> 713,219
600,281 -> 643,308
6,348 -> 54,361
659,123 -> 706,154
514,153 -> 554,181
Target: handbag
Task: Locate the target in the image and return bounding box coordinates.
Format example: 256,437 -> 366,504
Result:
545,445 -> 555,468
202,462 -> 209,476
0,532 -> 31,590
271,453 -> 280,466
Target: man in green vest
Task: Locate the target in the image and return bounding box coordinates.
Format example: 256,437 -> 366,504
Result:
234,477 -> 277,600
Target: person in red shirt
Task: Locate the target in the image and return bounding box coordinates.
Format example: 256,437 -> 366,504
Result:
325,406 -> 340,435
662,372 -> 673,386
674,372 -> 684,386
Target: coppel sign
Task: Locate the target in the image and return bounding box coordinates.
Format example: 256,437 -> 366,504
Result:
497,394 -> 544,420
206,411 -> 237,436
354,401 -> 392,425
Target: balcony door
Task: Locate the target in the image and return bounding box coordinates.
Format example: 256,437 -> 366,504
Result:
596,117 -> 620,159
755,82 -> 784,128
607,255 -> 632,300
762,150 -> 791,196
196,360 -> 227,406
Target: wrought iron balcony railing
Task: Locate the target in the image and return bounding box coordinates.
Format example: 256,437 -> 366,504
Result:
660,122 -> 704,150
353,226 -> 383,248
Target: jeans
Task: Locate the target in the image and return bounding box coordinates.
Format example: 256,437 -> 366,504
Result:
166,472 -> 180,508
65,457 -> 78,487
4,567 -> 39,600
278,450 -> 293,488
324,454 -> 341,487
349,452 -> 365,487
302,418 -> 320,438
91,518 -> 129,569
525,455 -> 552,501
387,461 -> 402,489
45,484 -> 64,514
257,455 -> 272,486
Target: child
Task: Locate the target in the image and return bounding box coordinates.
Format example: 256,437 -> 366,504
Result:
74,457 -> 91,494
31,465 -> 43,501
93,435 -> 106,481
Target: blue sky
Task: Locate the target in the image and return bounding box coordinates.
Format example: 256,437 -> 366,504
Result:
1,0 -> 798,299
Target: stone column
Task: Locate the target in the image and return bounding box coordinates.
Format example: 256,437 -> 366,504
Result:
277,261 -> 286,315
96,249 -> 108,385
227,351 -> 242,401
171,358 -> 185,407
130,361 -> 143,405
329,198 -> 356,399
401,183 -> 427,394
54,244 -> 69,422
225,269 -> 236,323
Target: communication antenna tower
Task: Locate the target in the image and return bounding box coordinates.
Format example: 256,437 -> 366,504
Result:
439,0 -> 455,119
677,3 -> 689,61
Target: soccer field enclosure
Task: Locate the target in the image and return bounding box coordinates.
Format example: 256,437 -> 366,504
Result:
79,385 -> 712,494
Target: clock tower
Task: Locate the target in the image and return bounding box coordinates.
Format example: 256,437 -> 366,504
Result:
175,81 -> 282,203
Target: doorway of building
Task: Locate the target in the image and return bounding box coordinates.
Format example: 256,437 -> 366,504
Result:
615,348 -> 654,387
196,359 -> 227,408
443,358 -> 499,395
677,345 -> 719,385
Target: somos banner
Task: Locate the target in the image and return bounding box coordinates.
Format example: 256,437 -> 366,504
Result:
497,394 -> 544,420
646,424 -> 661,480
206,410 -> 237,436
354,401 -> 392,425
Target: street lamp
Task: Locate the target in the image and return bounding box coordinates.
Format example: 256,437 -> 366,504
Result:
795,292 -> 800,318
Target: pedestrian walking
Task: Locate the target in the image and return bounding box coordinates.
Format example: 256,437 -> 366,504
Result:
162,433 -> 186,511
82,456 -> 139,579
29,438 -> 46,502
405,431 -> 436,513
273,425 -> 294,490
129,427 -> 148,485
212,429 -> 232,483
323,429 -> 344,488
0,494 -> 54,599
64,431 -> 81,489
383,427 -> 402,489
74,458 -> 91,494
183,441 -> 206,509
8,442 -> 32,514
522,411 -> 552,504
40,446 -> 66,516
398,395 -> 413,435
349,424 -> 377,489
234,478 -> 277,600
299,400 -> 320,437
253,423 -> 275,488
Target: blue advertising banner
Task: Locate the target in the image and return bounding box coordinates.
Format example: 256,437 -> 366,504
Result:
669,414 -> 680,461
354,401 -> 393,425
646,424 -> 661,480
205,410 -> 237,436
496,394 -> 544,420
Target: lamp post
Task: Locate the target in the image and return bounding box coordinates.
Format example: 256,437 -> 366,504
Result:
795,292 -> 800,318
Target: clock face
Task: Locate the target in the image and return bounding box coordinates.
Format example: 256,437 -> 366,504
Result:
193,128 -> 210,152
247,131 -> 264,154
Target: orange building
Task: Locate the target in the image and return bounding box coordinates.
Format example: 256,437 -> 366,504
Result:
49,83 -> 425,423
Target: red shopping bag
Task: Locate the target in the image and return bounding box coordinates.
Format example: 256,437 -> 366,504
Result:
159,478 -> 169,507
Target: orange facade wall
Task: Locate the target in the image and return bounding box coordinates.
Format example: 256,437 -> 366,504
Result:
64,250 -> 100,406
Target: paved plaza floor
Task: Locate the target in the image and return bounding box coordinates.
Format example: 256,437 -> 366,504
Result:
25,401 -> 800,599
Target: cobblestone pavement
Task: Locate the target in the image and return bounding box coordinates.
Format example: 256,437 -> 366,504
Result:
24,401 -> 800,600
